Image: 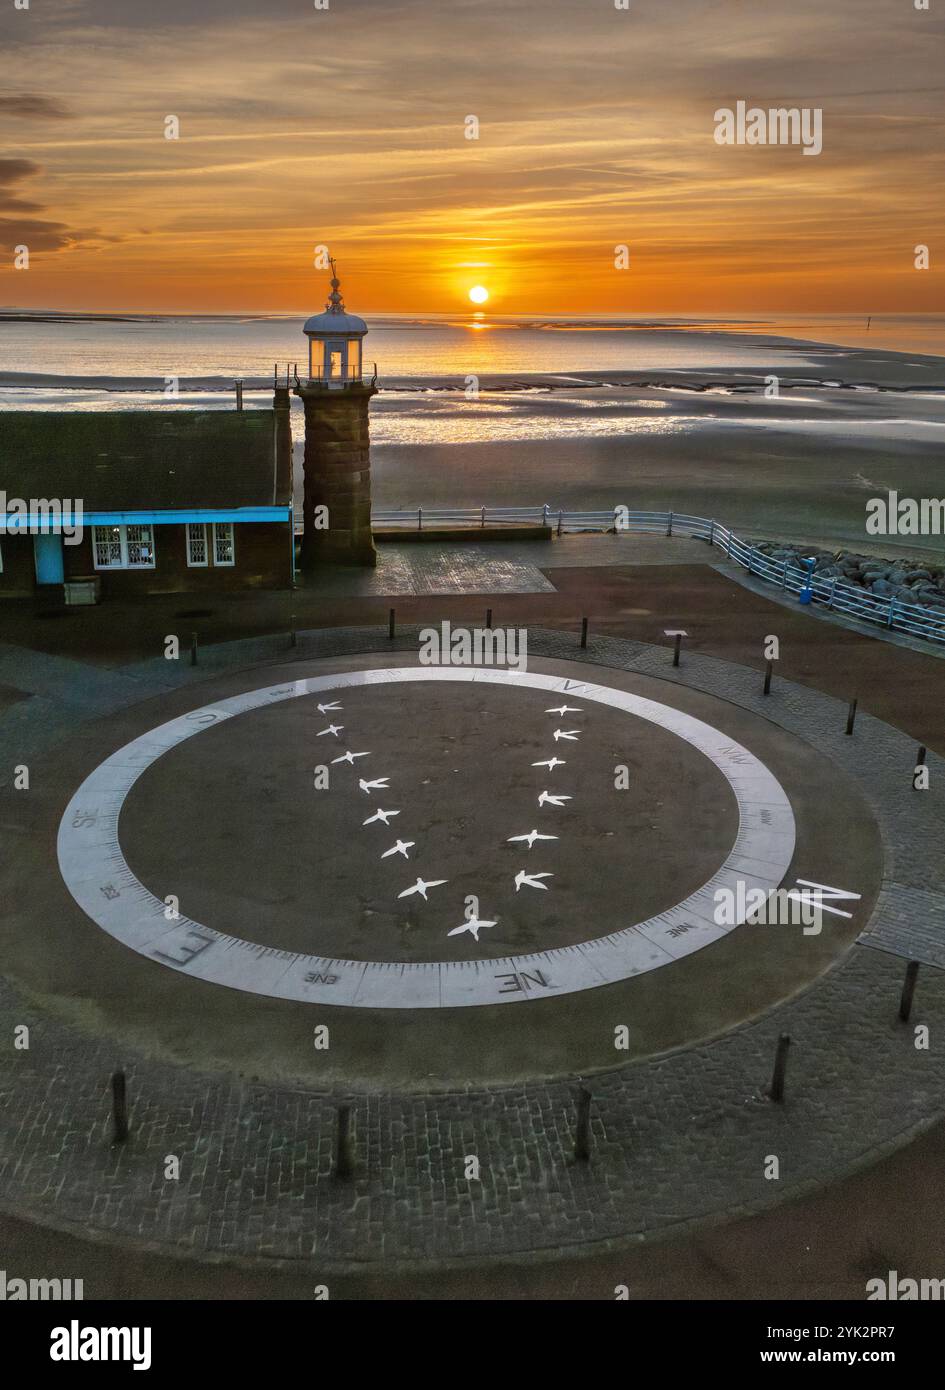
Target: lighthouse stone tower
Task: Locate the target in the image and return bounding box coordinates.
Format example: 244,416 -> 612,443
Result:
295,264 -> 377,567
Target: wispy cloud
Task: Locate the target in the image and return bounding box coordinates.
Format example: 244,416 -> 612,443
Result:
0,0 -> 941,311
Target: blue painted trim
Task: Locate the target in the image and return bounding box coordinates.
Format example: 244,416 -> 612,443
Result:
0,507 -> 292,530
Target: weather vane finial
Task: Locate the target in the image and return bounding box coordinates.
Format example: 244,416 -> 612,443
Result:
327,257 -> 344,314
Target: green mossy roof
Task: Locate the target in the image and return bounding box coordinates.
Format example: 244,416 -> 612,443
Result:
0,410 -> 288,510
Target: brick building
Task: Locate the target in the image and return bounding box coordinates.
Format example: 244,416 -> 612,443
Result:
0,402 -> 293,599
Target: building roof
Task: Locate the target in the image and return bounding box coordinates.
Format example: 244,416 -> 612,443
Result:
302,309 -> 368,336
0,409 -> 290,511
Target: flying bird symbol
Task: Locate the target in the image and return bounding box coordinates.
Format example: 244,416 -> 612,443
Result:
317,702 -> 342,714
515,871 -> 554,892
538,791 -> 572,807
532,756 -> 566,770
398,877 -> 448,901
546,705 -> 583,716
507,829 -> 559,850
553,729 -> 581,742
381,839 -> 415,860
362,808 -> 400,826
448,916 -> 497,942
316,724 -> 344,738
332,750 -> 371,764
359,777 -> 390,794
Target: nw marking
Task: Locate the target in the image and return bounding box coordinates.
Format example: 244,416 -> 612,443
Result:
515,870 -> 554,892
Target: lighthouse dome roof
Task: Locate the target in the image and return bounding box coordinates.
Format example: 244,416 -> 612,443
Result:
303,307 -> 368,336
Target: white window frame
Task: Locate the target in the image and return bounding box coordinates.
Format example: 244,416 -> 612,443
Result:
212,522 -> 235,567
92,524 -> 156,571
185,522 -> 209,568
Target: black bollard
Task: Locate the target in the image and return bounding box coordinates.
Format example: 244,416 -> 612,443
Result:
899,961 -> 920,1023
388,607 -> 395,640
486,607 -> 493,630
334,1104 -> 354,1179
190,632 -> 197,667
916,745 -> 927,767
580,616 -> 589,649
845,698 -> 858,736
673,633 -> 683,667
763,660 -> 773,695
574,1087 -> 592,1163
289,613 -> 297,649
769,1034 -> 790,1103
111,1069 -> 129,1143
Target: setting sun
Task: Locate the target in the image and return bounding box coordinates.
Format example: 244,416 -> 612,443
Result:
468,286 -> 489,305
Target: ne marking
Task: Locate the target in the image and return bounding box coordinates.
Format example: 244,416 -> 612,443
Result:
57,667 -> 796,1009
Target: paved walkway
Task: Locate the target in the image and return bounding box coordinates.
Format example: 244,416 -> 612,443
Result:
0,626 -> 943,1270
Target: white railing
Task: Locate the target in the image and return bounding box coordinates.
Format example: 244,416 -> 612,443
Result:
369,505 -> 945,646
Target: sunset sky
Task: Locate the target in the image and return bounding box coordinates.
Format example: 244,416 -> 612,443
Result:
1,0 -> 942,315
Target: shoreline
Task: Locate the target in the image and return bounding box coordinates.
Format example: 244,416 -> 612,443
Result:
2,368 -> 943,395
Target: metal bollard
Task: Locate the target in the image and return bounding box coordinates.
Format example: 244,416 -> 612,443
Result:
111,1069 -> 129,1143
574,1087 -> 592,1163
334,1104 -> 354,1179
388,607 -> 395,640
768,1034 -> 790,1103
899,961 -> 920,1023
580,616 -> 588,649
486,608 -> 493,630
763,660 -> 773,696
289,613 -> 297,648
845,699 -> 858,736
190,632 -> 198,667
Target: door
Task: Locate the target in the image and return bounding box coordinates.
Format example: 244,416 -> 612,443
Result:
34,533 -> 64,584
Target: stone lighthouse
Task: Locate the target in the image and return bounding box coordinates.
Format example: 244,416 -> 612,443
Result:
295,262 -> 377,567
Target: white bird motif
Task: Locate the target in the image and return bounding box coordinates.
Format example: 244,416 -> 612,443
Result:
317,701 -> 342,714
515,871 -> 554,892
448,916 -> 497,942
546,705 -> 583,716
316,724 -> 344,738
539,791 -> 572,808
363,808 -> 400,826
332,750 -> 371,765
507,829 -> 559,850
398,877 -> 448,901
359,777 -> 390,794
553,729 -> 581,742
532,756 -> 566,770
381,839 -> 415,860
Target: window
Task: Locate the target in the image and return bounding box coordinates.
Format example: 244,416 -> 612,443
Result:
329,347 -> 343,379
347,339 -> 361,379
213,523 -> 235,567
186,522 -> 234,568
92,524 -> 155,570
186,523 -> 208,567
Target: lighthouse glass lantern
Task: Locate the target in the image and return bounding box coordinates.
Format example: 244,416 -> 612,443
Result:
302,263 -> 368,388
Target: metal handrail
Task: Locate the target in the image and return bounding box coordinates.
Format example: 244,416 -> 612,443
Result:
367,505 -> 945,645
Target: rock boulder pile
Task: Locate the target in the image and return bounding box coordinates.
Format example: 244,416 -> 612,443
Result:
749,542 -> 945,610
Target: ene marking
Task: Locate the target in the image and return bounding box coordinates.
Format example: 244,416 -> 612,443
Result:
785,879 -> 862,920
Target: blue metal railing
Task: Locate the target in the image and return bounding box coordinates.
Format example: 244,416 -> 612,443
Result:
367,504 -> 945,646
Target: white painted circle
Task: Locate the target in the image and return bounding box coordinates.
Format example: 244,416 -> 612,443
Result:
57,668 -> 795,1008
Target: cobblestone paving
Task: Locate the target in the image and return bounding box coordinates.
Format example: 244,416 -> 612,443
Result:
1,625 -> 943,1269
301,546 -> 557,596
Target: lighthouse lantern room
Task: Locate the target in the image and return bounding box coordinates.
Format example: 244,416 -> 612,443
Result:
302,261 -> 368,386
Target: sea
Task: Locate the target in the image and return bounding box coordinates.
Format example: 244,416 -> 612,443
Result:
1,312 -> 943,449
